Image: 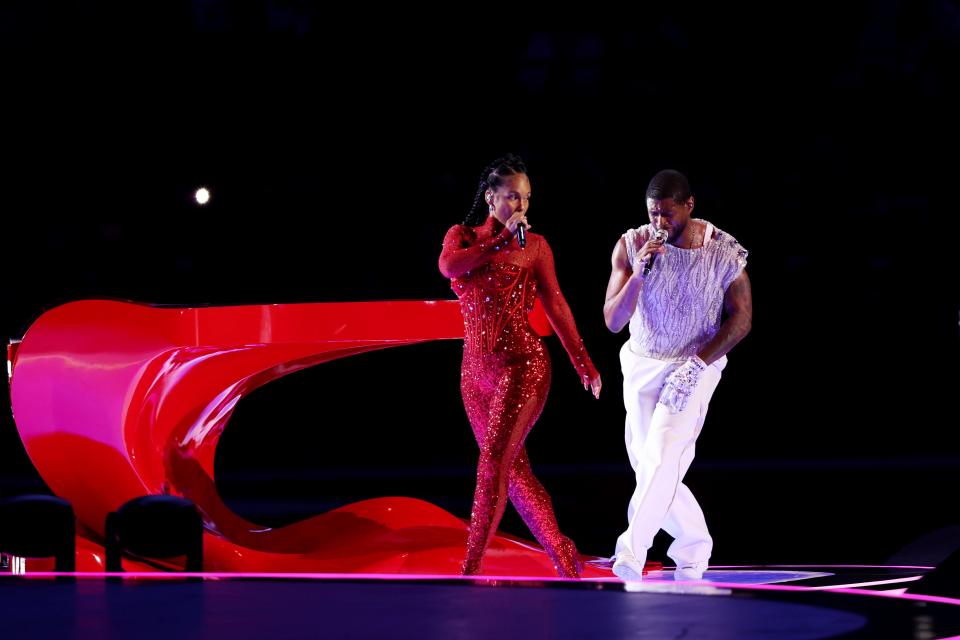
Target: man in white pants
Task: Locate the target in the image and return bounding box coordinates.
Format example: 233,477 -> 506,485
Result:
602,169 -> 752,582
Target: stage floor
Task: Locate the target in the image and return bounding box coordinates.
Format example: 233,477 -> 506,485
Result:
2,565 -> 957,639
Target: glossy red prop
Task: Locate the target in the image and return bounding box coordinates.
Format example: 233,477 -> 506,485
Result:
8,299 -> 608,577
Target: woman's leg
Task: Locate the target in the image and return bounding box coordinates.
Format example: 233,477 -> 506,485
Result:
461,359 -> 548,575
508,448 -> 582,577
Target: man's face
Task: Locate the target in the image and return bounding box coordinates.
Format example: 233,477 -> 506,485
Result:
646,196 -> 694,243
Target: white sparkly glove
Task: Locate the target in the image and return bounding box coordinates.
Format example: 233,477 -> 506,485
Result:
659,356 -> 707,414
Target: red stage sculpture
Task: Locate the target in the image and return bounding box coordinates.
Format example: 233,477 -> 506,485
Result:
8,299 -> 608,577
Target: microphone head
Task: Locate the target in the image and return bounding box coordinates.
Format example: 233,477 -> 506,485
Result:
643,228 -> 667,276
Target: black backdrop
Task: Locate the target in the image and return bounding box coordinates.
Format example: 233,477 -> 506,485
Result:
2,2 -> 958,563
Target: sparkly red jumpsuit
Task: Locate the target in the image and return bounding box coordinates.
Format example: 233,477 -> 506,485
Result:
439,216 -> 599,577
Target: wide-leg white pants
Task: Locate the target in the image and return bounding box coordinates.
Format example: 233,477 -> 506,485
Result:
614,340 -> 725,568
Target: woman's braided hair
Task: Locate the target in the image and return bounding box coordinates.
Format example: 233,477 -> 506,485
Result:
463,153 -> 527,226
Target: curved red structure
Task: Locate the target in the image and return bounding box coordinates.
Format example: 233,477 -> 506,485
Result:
8,298 -> 607,577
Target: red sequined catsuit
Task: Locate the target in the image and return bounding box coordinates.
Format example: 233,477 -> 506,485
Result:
439,215 -> 599,577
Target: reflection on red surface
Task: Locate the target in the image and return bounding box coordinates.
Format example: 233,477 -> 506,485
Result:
9,299 -> 607,577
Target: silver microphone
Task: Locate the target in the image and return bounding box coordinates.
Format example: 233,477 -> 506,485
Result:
517,223 -> 527,249
642,229 -> 668,276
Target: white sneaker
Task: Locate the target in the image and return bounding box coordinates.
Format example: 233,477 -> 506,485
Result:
673,561 -> 708,581
612,552 -> 645,582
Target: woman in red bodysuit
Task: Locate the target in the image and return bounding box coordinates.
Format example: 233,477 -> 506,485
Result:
439,154 -> 602,578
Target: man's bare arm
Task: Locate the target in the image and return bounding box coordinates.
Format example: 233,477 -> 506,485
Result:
696,270 -> 753,365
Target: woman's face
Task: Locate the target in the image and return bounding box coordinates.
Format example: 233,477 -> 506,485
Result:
486,173 -> 531,225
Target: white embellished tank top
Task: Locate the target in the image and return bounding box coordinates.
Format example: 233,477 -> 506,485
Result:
623,219 -> 748,361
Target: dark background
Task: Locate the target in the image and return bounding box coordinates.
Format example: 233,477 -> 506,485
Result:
2,2 -> 958,565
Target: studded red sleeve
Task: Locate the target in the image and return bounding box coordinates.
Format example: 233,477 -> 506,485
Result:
439,223 -> 514,279
533,237 -> 599,382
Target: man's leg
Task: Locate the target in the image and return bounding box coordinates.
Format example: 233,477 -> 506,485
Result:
614,344 -> 675,580
663,361 -> 723,577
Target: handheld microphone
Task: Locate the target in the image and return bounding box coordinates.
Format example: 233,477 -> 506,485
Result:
517,223 -> 527,249
642,229 -> 668,276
